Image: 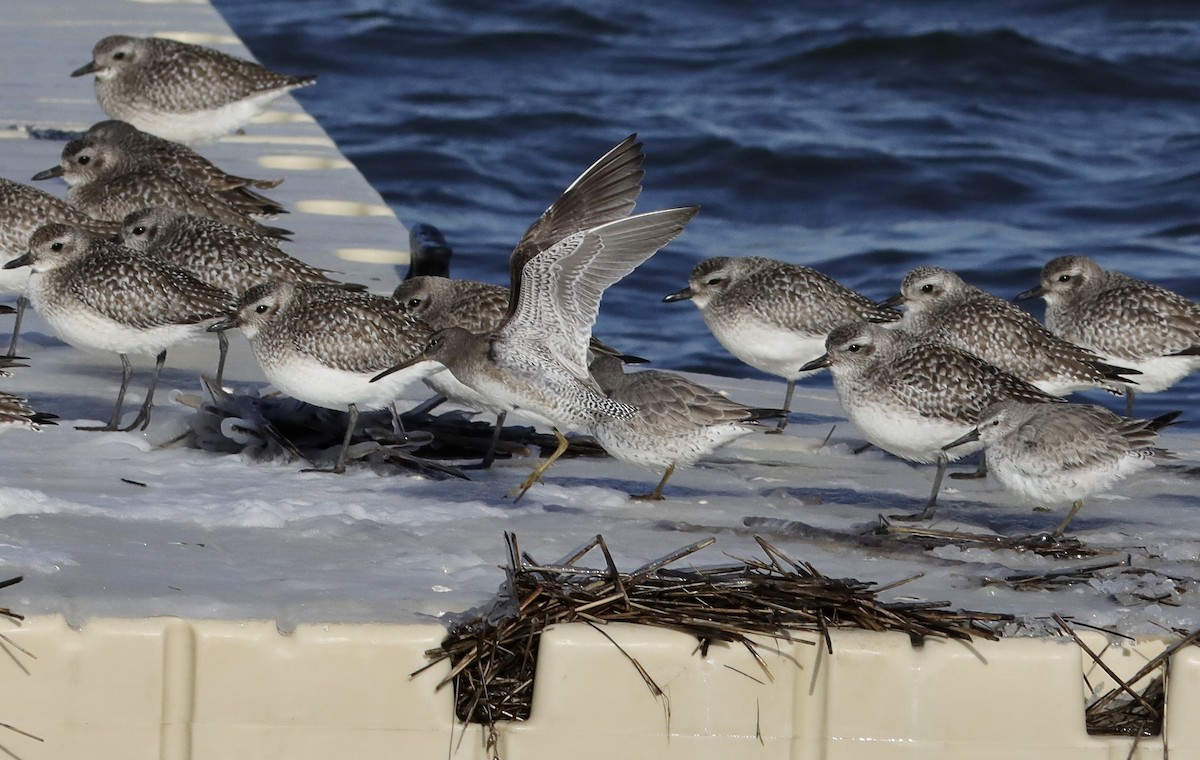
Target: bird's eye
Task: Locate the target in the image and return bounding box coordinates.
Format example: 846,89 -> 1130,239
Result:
847,343 -> 862,353
406,298 -> 421,309
920,284 -> 934,293
50,242 -> 63,252
429,337 -> 441,349
113,52 -> 126,60
990,419 -> 1000,426
254,304 -> 269,314
77,156 -> 90,165
1058,274 -> 1072,283
132,226 -> 146,235
705,277 -> 724,286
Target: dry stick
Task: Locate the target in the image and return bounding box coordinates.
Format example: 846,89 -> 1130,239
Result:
1087,625 -> 1200,716
1054,615 -> 1160,720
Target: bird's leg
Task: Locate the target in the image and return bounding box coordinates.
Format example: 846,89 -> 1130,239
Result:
852,442 -> 874,455
476,411 -> 507,470
122,350 -> 167,431
78,353 -> 135,431
214,331 -> 229,388
509,427 -> 569,502
890,451 -> 946,521
765,380 -> 795,434
1051,499 -> 1085,539
950,452 -> 988,480
632,463 -> 675,501
5,296 -> 26,358
1125,388 -> 1136,417
303,403 -> 359,474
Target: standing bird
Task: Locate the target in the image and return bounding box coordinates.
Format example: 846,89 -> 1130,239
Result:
38,137 -> 289,237
71,35 -> 316,145
943,401 -> 1179,538
589,353 -> 784,500
394,275 -> 643,467
207,281 -> 438,474
885,266 -> 1138,397
390,134 -> 649,470
0,177 -> 121,356
33,120 -> 284,214
801,322 -> 1060,520
4,224 -> 237,431
374,206 -> 698,500
1018,255 -> 1200,415
664,256 -> 900,433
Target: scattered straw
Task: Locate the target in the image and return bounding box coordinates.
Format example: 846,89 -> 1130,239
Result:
418,533 -> 1012,748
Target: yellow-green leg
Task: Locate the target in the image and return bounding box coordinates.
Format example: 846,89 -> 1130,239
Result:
508,428 -> 569,502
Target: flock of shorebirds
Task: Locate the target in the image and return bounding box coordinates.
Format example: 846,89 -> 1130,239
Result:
1,33 -> 1198,538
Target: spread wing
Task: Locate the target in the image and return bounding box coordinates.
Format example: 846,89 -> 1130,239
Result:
507,134 -> 645,316
498,206 -> 699,383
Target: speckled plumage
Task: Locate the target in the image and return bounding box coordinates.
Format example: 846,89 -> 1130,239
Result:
7,223 -> 236,430
589,353 -> 781,499
32,120 -> 284,213
120,207 -> 342,296
810,322 -> 1061,518
0,177 -> 120,293
73,35 -> 316,144
218,281 -> 436,410
211,280 -> 438,473
664,255 -> 900,430
374,137 -> 694,495
1021,256 -> 1200,407
54,138 -> 287,233
890,266 -> 1136,396
952,400 -> 1178,535
393,276 -> 510,334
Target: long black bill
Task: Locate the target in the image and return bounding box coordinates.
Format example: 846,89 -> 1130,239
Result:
942,428 -> 980,452
1014,285 -> 1044,301
662,287 -> 694,303
70,61 -> 99,77
3,254 -> 32,270
30,165 -> 64,181
798,354 -> 830,373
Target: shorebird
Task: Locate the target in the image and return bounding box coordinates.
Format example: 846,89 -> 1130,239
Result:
885,265 -> 1138,396
589,353 -> 784,499
664,256 -> 899,432
1018,255 -> 1200,415
33,120 -> 285,215
943,401 -> 1179,538
802,322 -> 1060,520
39,137 -> 289,237
5,223 -> 236,431
374,203 -> 699,499
208,281 -> 438,473
71,35 -> 316,144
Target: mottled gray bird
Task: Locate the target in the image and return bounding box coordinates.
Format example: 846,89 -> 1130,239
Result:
44,137 -> 289,237
0,177 -> 121,356
376,207 -> 698,499
33,120 -> 284,214
387,134 -> 650,471
589,352 -> 784,500
886,266 -> 1138,396
4,224 -> 236,431
1018,255 -> 1200,415
208,281 -> 437,473
394,274 -> 644,467
121,206 -> 363,382
801,322 -> 1060,520
944,401 -> 1178,538
664,256 -> 900,432
120,207 -> 348,295
71,35 -> 316,145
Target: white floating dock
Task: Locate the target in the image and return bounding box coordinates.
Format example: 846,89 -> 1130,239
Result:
0,2 -> 1197,758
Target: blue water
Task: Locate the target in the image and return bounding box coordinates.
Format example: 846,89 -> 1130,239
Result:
214,0 -> 1200,427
